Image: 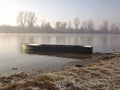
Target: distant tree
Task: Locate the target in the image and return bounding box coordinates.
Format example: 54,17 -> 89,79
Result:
87,20 -> 94,29
110,24 -> 119,33
61,22 -> 67,30
87,20 -> 94,31
99,21 -> 109,33
81,21 -> 87,30
55,22 -> 67,30
26,12 -> 37,27
45,22 -> 52,29
55,21 -> 61,30
16,11 -> 27,27
68,21 -> 72,29
80,20 -> 95,33
74,17 -> 80,30
16,11 -> 37,27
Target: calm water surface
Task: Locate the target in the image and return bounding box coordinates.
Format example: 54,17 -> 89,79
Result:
0,33 -> 120,74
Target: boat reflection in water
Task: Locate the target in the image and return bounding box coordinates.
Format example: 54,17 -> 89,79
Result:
21,43 -> 93,59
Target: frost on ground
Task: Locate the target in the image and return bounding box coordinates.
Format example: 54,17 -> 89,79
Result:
0,52 -> 120,90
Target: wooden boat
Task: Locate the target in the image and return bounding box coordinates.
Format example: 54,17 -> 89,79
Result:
21,44 -> 93,54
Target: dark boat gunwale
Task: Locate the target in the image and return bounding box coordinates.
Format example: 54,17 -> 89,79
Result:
22,44 -> 93,54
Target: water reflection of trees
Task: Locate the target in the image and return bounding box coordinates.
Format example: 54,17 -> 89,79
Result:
93,35 -> 110,52
109,35 -> 120,51
17,34 -> 120,52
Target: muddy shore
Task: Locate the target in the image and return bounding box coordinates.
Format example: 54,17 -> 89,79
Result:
0,52 -> 120,90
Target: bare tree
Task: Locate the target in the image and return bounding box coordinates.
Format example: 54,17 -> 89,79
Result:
27,12 -> 37,27
17,11 -> 37,27
87,20 -> 94,31
110,24 -> 119,33
61,22 -> 67,30
45,22 -> 52,29
81,21 -> 87,30
81,20 -> 94,30
55,21 -> 61,30
99,21 -> 109,32
68,21 -> 72,29
74,17 -> 80,30
16,11 -> 27,27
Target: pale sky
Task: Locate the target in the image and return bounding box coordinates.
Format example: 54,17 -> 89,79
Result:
0,0 -> 120,27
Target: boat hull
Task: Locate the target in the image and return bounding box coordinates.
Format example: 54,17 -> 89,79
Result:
21,44 -> 93,54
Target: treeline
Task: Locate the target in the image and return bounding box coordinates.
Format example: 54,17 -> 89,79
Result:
0,11 -> 120,34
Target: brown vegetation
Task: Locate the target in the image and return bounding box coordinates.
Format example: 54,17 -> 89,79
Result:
0,52 -> 120,90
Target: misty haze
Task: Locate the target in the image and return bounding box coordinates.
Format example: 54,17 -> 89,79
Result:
0,0 -> 119,89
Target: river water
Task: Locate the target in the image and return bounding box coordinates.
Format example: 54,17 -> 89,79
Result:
0,33 -> 120,74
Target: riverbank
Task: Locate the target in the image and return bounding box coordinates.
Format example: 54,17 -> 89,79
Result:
0,52 -> 120,90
